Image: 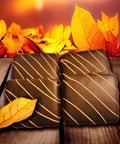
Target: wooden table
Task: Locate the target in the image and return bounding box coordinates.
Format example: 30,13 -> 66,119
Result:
0,58 -> 120,144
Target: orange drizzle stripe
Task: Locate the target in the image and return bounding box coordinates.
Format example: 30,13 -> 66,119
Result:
63,97 -> 96,125
74,53 -> 102,72
94,73 -> 118,92
20,55 -> 43,79
63,73 -> 119,118
63,79 -> 107,123
38,78 -> 61,101
88,51 -> 108,71
60,59 -> 76,74
35,110 -> 60,123
63,108 -> 79,125
26,79 -> 60,103
69,53 -> 90,73
12,63 -> 24,79
41,54 -> 59,81
46,53 -> 60,69
13,61 -> 34,79
28,54 -> 54,79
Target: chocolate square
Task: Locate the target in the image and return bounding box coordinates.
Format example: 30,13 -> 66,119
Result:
60,49 -> 111,75
11,53 -> 60,81
5,78 -> 61,128
62,73 -> 119,125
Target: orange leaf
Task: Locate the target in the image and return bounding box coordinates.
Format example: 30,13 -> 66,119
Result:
6,22 -> 22,36
98,12 -> 119,37
71,5 -> 105,51
0,97 -> 37,129
105,31 -> 118,57
22,44 -> 35,54
38,25 -> 72,54
22,25 -> 44,42
0,47 -> 7,57
24,38 -> 42,52
2,35 -> 24,54
0,20 -> 7,40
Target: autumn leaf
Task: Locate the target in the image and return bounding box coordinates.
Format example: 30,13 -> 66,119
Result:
71,5 -> 106,51
37,25 -> 72,54
2,34 -> 24,54
98,12 -> 119,37
0,20 -> 7,40
6,22 -> 22,37
1,22 -> 25,55
0,97 -> 37,129
0,41 -> 7,57
22,25 -> 44,42
104,31 -> 118,57
97,12 -> 119,57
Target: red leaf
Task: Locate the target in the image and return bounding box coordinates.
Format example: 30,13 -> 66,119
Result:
0,47 -> 7,57
24,38 -> 42,53
105,31 -> 118,57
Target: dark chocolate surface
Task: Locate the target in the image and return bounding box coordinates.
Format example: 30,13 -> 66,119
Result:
60,50 -> 111,75
5,78 -> 61,128
62,73 -> 119,125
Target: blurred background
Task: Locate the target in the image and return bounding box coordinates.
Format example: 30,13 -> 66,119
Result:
0,0 -> 120,32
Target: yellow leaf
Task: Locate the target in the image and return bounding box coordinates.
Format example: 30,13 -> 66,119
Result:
64,25 -> 71,40
98,12 -> 119,37
38,25 -> 72,54
0,20 -> 7,40
50,25 -> 64,41
39,41 -> 65,53
0,97 -> 37,129
71,5 -> 105,51
22,25 -> 44,42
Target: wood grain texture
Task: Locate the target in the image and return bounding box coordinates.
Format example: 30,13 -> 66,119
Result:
64,123 -> 120,144
0,58 -> 13,95
0,128 -> 59,144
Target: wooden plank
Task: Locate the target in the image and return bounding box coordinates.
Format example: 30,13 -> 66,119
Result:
0,58 -> 13,95
0,128 -> 59,144
64,124 -> 120,144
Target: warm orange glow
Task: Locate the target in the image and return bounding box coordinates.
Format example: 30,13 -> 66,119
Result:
12,0 -> 44,14
11,0 -> 71,14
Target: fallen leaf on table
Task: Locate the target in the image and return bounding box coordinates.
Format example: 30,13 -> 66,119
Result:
0,20 -> 7,40
71,5 -> 106,51
0,97 -> 37,129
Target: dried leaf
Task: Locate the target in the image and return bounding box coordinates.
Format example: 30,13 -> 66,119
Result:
98,12 -> 119,37
0,47 -> 7,57
39,41 -> 65,53
24,38 -> 41,52
105,31 -> 118,57
97,12 -> 119,57
0,20 -> 7,40
22,25 -> 44,42
39,25 -> 72,54
45,25 -> 64,42
2,35 -> 24,54
0,97 -> 37,129
6,22 -> 22,37
71,5 -> 106,51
